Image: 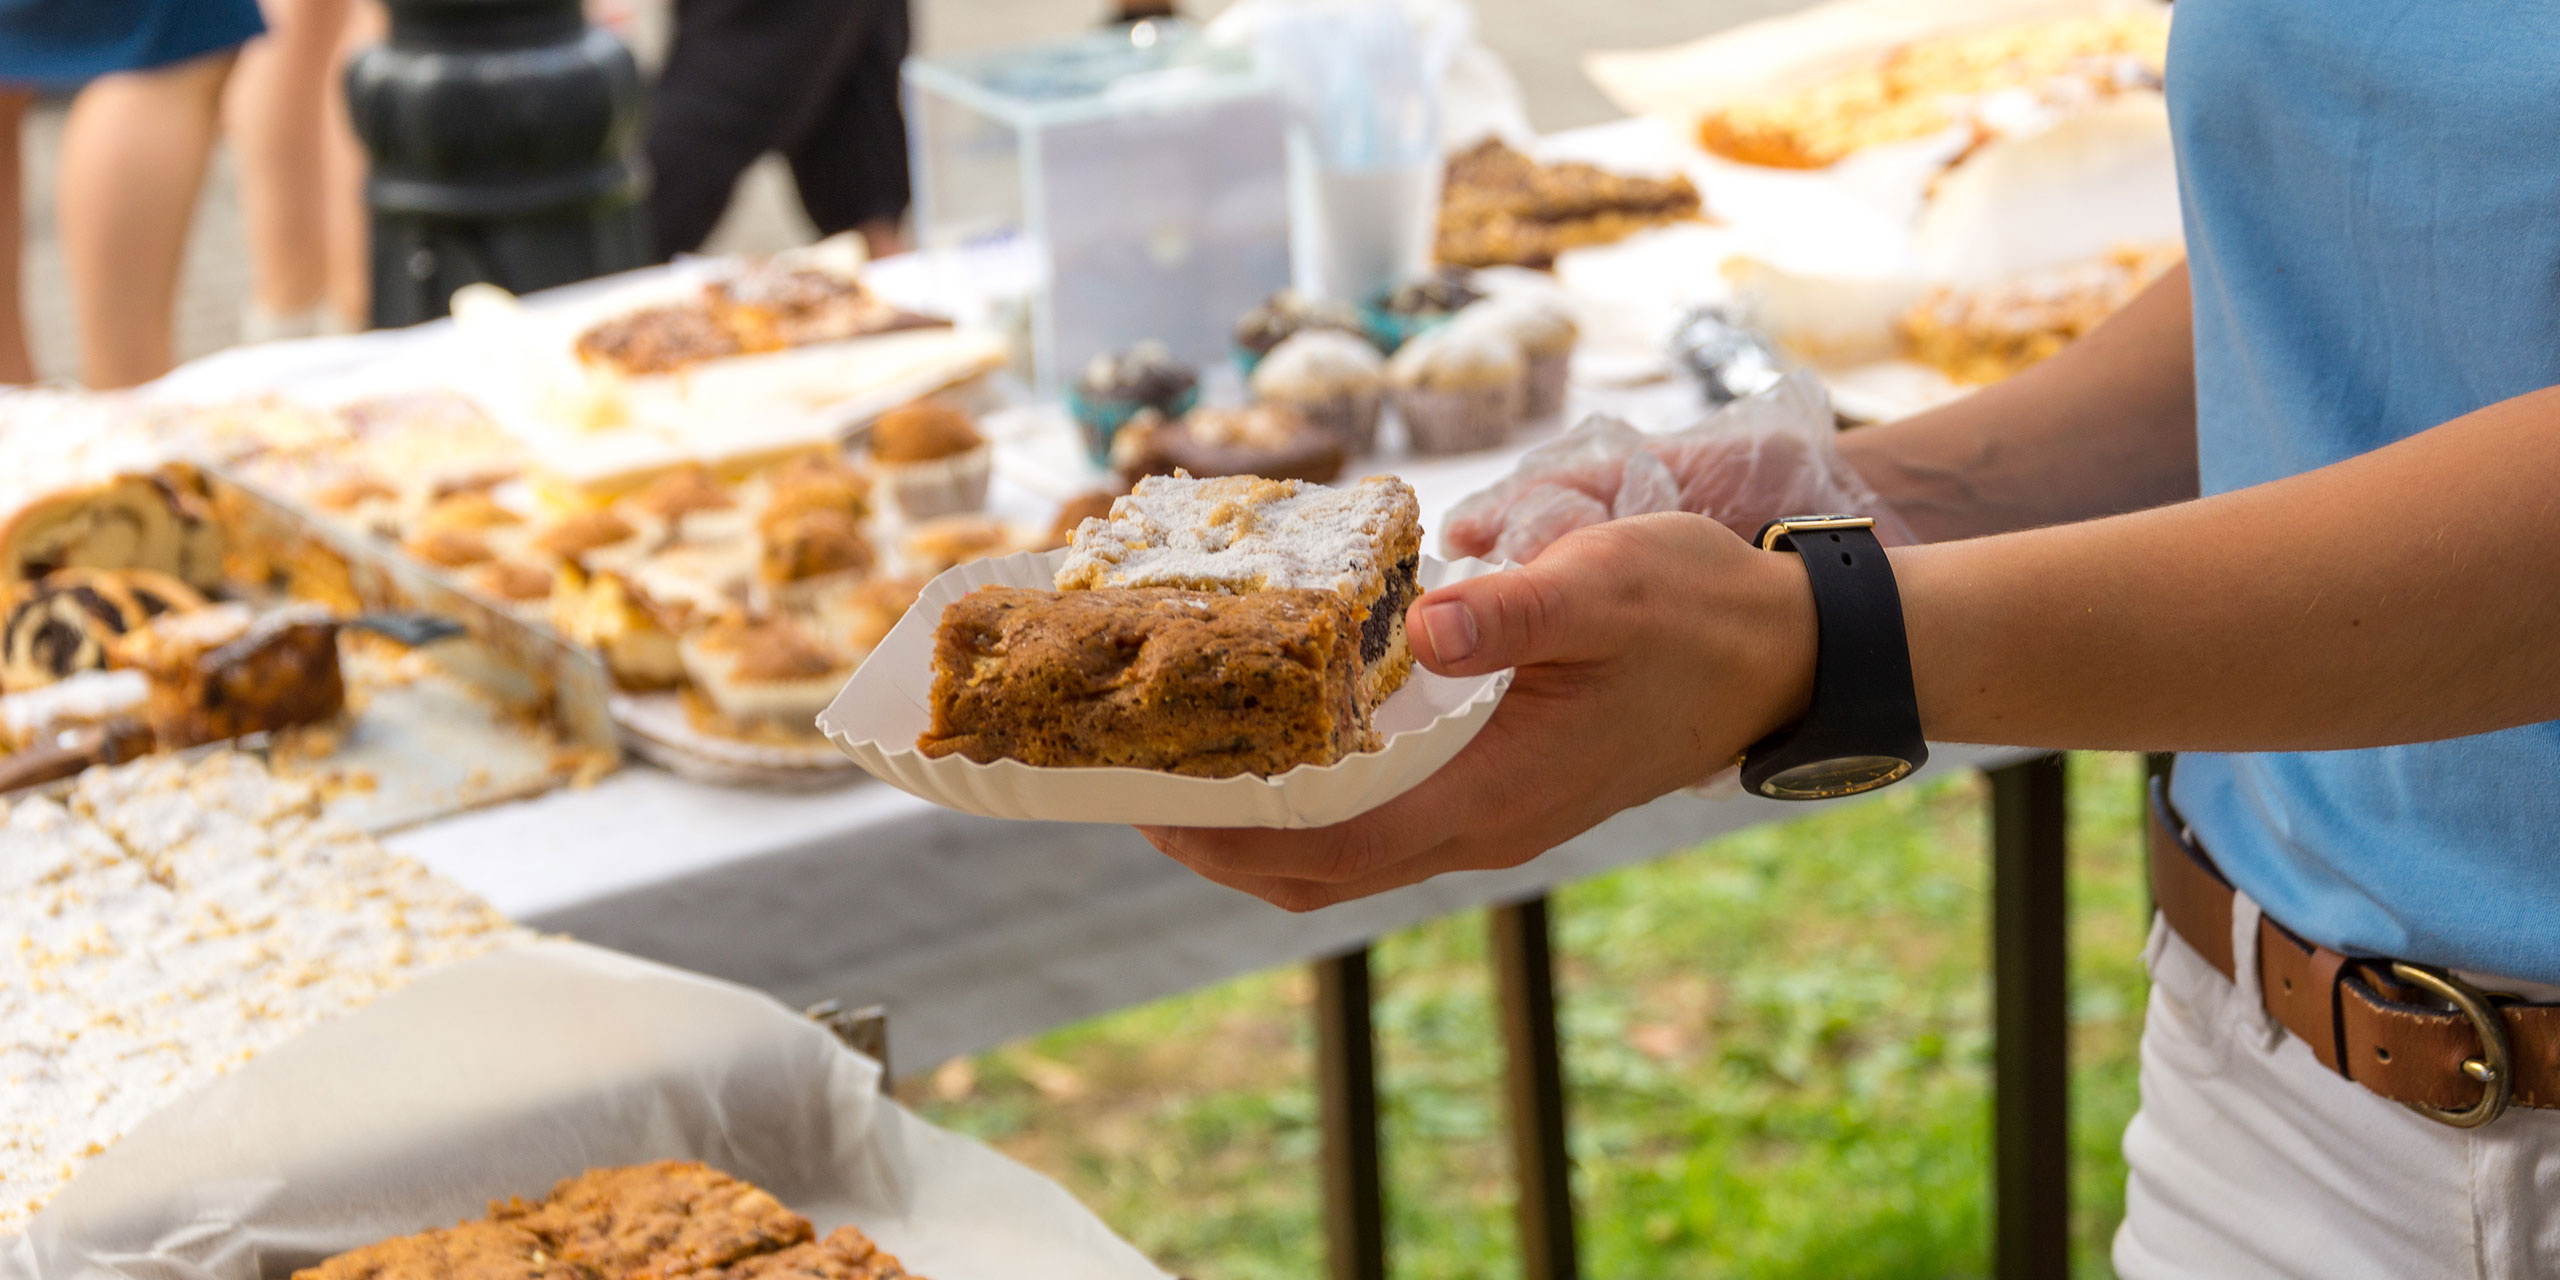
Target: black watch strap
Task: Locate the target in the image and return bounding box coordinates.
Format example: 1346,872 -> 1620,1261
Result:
1740,516 -> 1927,800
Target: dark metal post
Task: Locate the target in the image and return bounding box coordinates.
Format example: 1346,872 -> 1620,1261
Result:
348,0 -> 650,328
1988,755 -> 2071,1279
1491,897 -> 1579,1280
804,998 -> 892,1091
1315,949 -> 1386,1280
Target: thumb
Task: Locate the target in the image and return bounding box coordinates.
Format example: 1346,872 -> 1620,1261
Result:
1405,561 -> 1587,676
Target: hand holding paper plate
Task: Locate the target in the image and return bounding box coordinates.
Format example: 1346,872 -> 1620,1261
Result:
818,550 -> 1514,829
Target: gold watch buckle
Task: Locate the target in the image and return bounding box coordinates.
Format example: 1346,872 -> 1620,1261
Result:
1756,514 -> 1876,552
2385,961 -> 2514,1129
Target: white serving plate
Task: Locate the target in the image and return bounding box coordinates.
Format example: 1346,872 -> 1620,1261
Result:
818,550 -> 1513,828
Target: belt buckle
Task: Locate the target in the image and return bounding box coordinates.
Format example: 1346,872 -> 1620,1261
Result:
2386,961 -> 2514,1129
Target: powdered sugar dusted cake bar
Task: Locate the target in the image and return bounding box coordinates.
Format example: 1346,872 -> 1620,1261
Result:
1055,474 -> 1423,708
0,752 -> 530,1234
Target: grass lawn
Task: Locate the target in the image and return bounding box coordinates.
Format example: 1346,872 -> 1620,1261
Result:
899,752 -> 2155,1278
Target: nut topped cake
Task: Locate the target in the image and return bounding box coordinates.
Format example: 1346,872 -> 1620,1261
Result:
301,1161 -> 918,1280
1056,474 -> 1423,708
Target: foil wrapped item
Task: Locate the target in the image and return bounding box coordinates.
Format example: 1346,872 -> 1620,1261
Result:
1668,305 -> 1786,407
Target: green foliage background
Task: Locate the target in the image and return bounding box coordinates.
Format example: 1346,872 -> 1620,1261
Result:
903,753 -> 2153,1278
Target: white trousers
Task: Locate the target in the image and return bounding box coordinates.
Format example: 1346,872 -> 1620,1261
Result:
2114,910 -> 2560,1279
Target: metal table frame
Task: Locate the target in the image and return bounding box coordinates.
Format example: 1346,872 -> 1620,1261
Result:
1310,753 -> 2081,1280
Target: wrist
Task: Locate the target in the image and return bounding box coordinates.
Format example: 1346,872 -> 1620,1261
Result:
1734,543 -> 1820,743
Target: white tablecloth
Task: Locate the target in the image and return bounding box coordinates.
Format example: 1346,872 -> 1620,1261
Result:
150,114 -> 2024,1075
385,744 -> 2024,1074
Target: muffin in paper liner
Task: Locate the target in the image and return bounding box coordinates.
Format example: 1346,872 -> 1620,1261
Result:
1387,320 -> 1525,455
1521,350 -> 1572,419
878,441 -> 992,521
817,550 -> 1513,828
1289,389 -> 1385,454
1459,292 -> 1577,419
1251,329 -> 1387,454
1395,384 -> 1520,455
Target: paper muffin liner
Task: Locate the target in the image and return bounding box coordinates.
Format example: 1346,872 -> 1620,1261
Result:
879,441 -> 993,522
1395,383 -> 1520,455
1522,350 -> 1571,419
1271,387 -> 1384,454
817,550 -> 1514,828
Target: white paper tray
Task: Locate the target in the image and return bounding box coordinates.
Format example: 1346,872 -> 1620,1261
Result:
613,691 -> 871,792
2,941 -> 1166,1280
818,551 -> 1513,828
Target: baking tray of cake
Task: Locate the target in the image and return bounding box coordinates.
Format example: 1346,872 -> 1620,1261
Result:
1,940 -> 1167,1280
194,468 -> 623,830
439,236 -> 1010,506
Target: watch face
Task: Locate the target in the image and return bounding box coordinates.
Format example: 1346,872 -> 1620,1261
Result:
1758,754 -> 1916,801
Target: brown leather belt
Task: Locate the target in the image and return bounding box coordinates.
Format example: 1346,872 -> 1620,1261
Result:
2148,777 -> 2560,1128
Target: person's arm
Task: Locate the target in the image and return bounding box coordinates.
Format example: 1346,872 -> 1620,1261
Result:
1838,264 -> 2200,541
1143,379 -> 2560,909
1900,379 -> 2560,749
1444,265 -> 2197,561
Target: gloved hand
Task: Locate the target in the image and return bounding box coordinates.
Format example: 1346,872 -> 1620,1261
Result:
1442,371 -> 1914,564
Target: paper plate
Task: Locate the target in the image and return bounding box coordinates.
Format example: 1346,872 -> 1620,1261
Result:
817,551 -> 1514,828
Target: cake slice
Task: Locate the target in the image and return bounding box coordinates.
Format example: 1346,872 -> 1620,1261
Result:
496,1160 -> 812,1277
109,602 -> 345,749
713,1226 -> 907,1280
917,585 -> 1370,777
677,615 -> 853,745
1055,474 -> 1423,711
294,1220 -> 585,1280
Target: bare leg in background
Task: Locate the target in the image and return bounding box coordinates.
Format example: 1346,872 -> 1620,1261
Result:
324,0 -> 384,327
59,51 -> 235,388
228,0 -> 375,334
0,87 -> 31,384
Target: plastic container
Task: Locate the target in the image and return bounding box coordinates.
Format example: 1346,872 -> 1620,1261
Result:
904,22 -> 1293,395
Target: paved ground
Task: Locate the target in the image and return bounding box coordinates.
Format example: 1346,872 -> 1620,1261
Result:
14,0 -> 1796,384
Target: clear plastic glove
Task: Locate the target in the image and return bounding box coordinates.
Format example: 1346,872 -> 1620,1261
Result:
1442,371 -> 1914,563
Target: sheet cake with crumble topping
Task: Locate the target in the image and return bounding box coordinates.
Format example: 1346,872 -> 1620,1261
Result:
1054,474 -> 1423,709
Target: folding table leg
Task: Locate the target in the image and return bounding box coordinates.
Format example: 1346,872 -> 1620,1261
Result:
1492,896 -> 1579,1280
1988,755 -> 2071,1280
1315,949 -> 1387,1280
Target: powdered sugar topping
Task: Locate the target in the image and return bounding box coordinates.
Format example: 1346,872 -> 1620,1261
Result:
1056,474 -> 1419,596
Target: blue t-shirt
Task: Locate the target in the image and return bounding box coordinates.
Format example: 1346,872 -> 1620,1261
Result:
2166,0 -> 2560,979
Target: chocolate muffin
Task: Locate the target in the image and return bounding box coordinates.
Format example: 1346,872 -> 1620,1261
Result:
1233,289 -> 1364,373
1108,404 -> 1346,485
1362,269 -> 1485,353
1066,342 -> 1199,465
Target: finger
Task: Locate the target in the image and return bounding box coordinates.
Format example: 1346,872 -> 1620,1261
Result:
1406,562 -> 1580,677
1139,827 -> 1353,912
1138,710 -> 1535,884
1147,777 -> 1594,912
